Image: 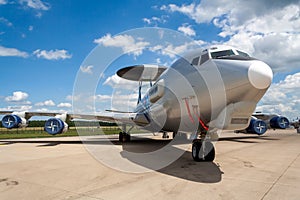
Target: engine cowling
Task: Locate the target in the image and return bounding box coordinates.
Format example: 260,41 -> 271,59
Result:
44,118 -> 68,135
270,116 -> 289,129
246,118 -> 267,135
1,114 -> 27,129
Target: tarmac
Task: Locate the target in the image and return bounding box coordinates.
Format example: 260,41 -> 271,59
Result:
0,129 -> 300,200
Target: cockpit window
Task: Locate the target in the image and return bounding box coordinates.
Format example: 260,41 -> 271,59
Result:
237,50 -> 250,57
211,50 -> 235,59
200,53 -> 209,65
192,57 -> 199,65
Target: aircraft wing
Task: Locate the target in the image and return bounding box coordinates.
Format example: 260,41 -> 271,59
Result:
0,110 -> 150,135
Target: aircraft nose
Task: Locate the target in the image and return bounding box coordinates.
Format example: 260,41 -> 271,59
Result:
248,61 -> 273,89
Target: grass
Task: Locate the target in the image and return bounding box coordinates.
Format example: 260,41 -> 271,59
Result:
0,126 -> 150,139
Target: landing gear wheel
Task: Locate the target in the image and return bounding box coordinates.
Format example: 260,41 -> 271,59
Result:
119,132 -> 131,142
192,140 -> 215,162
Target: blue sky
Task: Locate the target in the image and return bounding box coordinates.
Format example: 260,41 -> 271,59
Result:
1,0 -> 300,119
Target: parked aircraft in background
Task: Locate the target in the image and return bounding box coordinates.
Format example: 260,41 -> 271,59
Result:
0,45 -> 273,162
235,112 -> 290,135
290,118 -> 300,133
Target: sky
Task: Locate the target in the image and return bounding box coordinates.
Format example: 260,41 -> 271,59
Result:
0,0 -> 300,120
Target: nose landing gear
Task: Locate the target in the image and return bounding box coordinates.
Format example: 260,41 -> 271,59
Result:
191,131 -> 215,162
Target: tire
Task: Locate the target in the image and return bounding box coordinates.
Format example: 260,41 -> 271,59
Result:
192,140 -> 215,162
192,141 -> 201,162
119,132 -> 123,142
125,133 -> 131,142
119,132 -> 130,142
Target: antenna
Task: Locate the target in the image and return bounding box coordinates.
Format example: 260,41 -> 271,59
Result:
137,81 -> 142,105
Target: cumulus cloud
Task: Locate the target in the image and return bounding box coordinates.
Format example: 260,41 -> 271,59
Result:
150,41 -> 205,58
57,102 -> 72,108
0,0 -> 7,5
94,34 -> 150,57
142,15 -> 168,25
80,65 -> 94,74
33,49 -> 72,60
35,100 -> 55,106
5,105 -> 32,111
257,72 -> 300,119
0,17 -> 13,27
95,93 -> 138,111
0,46 -> 28,58
177,24 -> 196,37
20,0 -> 50,10
5,91 -> 29,102
162,1 -> 300,72
103,74 -> 138,90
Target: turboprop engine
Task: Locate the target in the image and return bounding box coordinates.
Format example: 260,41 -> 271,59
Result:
246,117 -> 268,135
1,114 -> 28,129
44,114 -> 68,135
270,116 -> 290,129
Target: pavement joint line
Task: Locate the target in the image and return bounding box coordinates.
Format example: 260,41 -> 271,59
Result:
260,152 -> 300,200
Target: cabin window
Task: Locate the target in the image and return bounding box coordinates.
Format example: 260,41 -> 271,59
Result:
192,57 -> 200,65
200,53 -> 209,65
211,50 -> 235,59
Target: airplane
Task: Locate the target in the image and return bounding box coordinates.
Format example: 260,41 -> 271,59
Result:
0,45 -> 273,162
290,118 -> 300,133
235,112 -> 290,135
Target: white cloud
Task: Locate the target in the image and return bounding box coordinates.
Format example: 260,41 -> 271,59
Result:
0,45 -> 28,57
0,0 -> 7,5
0,17 -> 13,26
178,24 -> 196,37
20,0 -> 50,10
5,91 -> 29,102
33,49 -> 72,60
94,34 -> 150,57
257,72 -> 300,119
28,25 -> 33,31
103,74 -> 138,90
95,93 -> 138,111
80,65 -> 94,74
162,1 -> 300,72
150,41 -> 205,59
142,15 -> 168,25
5,105 -> 32,111
57,102 -> 72,108
96,94 -> 112,101
35,100 -> 55,107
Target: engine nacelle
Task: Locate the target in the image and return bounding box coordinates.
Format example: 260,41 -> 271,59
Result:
44,118 -> 68,135
246,118 -> 267,135
270,116 -> 289,129
1,114 -> 27,129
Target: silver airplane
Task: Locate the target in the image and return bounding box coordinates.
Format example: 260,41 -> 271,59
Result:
0,45 -> 273,162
